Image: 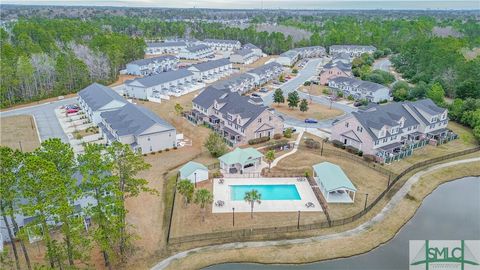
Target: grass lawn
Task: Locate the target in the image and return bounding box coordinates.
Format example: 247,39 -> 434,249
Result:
0,115 -> 40,152
164,161 -> 480,270
273,103 -> 343,121
299,84 -> 329,97
270,148 -> 389,220
170,178 -> 327,238
387,121 -> 478,174
120,92 -> 220,268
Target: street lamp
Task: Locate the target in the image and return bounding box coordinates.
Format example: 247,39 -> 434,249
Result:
232,207 -> 235,227
194,172 -> 197,188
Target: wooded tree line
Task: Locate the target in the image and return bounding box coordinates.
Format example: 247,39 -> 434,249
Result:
0,139 -> 154,269
0,19 -> 145,108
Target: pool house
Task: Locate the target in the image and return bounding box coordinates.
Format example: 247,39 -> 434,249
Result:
313,162 -> 357,203
219,147 -> 264,175
179,161 -> 209,185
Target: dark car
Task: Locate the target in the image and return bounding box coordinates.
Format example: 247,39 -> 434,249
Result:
259,88 -> 268,93
251,93 -> 260,97
304,118 -> 318,124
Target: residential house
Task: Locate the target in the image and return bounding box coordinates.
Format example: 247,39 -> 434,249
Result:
99,103 -> 176,154
126,55 -> 178,76
230,48 -> 259,64
1,172 -> 96,243
145,41 -> 187,55
328,77 -> 391,102
202,39 -> 241,51
330,99 -> 452,163
329,45 -> 377,58
243,43 -> 263,56
276,46 -> 326,66
246,62 -> 284,86
78,83 -> 127,124
332,52 -> 353,64
187,58 -> 233,82
210,73 -> 257,94
190,86 -> 284,146
125,69 -> 195,100
319,61 -> 352,85
178,44 -> 215,60
276,50 -> 301,66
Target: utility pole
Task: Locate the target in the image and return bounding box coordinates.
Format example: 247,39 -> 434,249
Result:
232,207 -> 235,227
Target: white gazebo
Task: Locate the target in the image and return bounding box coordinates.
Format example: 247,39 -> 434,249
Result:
313,162 -> 357,203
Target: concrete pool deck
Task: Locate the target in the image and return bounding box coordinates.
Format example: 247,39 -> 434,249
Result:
212,177 -> 322,213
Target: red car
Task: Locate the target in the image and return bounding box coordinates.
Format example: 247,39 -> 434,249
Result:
66,108 -> 79,114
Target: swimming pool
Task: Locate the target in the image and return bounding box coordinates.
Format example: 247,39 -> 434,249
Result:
230,184 -> 301,201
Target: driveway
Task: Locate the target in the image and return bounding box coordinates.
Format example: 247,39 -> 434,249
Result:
0,98 -> 76,143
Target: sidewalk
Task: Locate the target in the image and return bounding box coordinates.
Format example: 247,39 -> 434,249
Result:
151,157 -> 480,270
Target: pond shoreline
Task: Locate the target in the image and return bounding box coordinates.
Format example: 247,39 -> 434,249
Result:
152,158 -> 480,270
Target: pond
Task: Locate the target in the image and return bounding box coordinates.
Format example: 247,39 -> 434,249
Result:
204,176 -> 480,270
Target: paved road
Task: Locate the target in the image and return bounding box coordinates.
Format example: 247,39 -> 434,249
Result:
0,98 -> 76,143
373,58 -> 392,72
262,58 -> 357,129
263,58 -> 323,105
150,157 -> 480,270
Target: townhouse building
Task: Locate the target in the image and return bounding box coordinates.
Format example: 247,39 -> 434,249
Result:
145,41 -> 187,55
187,58 -> 233,82
276,46 -> 326,66
126,55 -> 178,76
178,44 -> 215,60
331,99 -> 452,163
243,43 -> 263,56
329,45 -> 377,57
189,86 -> 283,145
319,61 -> 352,85
1,172 -> 97,243
328,77 -> 392,103
201,39 -> 241,51
78,83 -> 127,124
230,48 -> 259,64
210,73 -> 257,94
99,103 -> 176,154
125,69 -> 195,100
246,62 -> 284,85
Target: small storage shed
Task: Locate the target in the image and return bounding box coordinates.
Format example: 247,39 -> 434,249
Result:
179,161 -> 209,184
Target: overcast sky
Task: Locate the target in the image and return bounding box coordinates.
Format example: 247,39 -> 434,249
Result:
2,0 -> 479,9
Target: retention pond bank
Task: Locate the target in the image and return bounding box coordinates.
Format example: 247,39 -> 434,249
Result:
205,176 -> 480,270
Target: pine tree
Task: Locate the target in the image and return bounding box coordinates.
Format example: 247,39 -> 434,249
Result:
287,91 -> 300,109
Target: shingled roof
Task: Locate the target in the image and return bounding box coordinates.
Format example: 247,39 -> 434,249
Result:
78,83 -> 126,111
100,103 -> 174,137
128,55 -> 177,67
189,58 -> 231,72
127,69 -> 193,88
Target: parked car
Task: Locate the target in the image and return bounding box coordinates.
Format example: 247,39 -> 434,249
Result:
354,101 -> 363,107
304,118 -> 318,124
251,93 -> 261,97
66,109 -> 79,114
259,88 -> 268,93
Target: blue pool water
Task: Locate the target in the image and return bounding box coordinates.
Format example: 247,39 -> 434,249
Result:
230,184 -> 301,201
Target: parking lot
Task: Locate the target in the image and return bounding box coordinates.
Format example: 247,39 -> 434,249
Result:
54,103 -> 105,154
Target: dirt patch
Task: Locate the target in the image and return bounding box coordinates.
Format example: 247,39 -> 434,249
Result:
273,102 -> 343,121
109,74 -> 140,87
0,115 -> 40,152
162,160 -> 480,270
461,47 -> 480,60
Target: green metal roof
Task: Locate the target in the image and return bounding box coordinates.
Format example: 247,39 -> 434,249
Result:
179,161 -> 208,179
218,147 -> 263,166
313,162 -> 357,192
